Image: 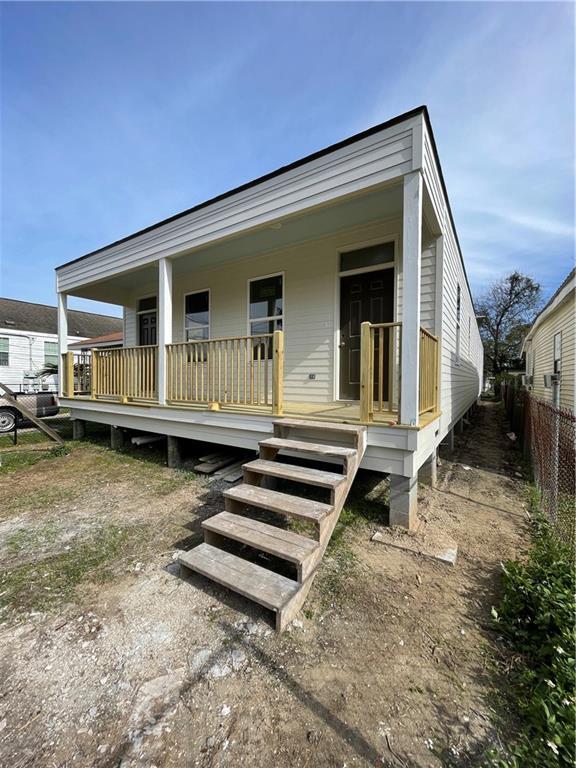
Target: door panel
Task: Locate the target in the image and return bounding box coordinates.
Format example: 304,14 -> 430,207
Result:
138,312 -> 157,346
339,269 -> 394,400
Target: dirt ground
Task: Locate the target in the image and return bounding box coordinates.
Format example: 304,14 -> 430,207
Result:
0,402 -> 530,768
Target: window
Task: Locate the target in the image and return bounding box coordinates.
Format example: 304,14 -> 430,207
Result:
44,341 -> 58,367
554,332 -> 562,374
0,337 -> 8,367
249,274 -> 283,336
185,290 -> 210,341
138,296 -> 157,313
340,242 -> 394,272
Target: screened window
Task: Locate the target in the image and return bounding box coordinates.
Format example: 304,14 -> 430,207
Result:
185,291 -> 210,341
0,338 -> 8,367
44,341 -> 58,366
249,274 -> 283,336
340,242 -> 394,272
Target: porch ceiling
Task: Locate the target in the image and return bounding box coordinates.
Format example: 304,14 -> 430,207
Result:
68,183 -> 403,304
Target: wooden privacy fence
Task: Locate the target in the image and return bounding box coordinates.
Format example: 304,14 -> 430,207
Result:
418,327 -> 439,415
91,346 -> 158,401
166,330 -> 284,415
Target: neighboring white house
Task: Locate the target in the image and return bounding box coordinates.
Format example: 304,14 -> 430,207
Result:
523,269 -> 575,412
55,106 -> 483,628
0,298 -> 122,391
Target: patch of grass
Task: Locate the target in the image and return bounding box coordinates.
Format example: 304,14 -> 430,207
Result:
4,521 -> 60,555
0,523 -> 149,618
486,510 -> 575,767
0,445 -> 70,474
8,484 -> 83,514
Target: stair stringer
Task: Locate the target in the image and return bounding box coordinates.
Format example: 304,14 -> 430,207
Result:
272,422 -> 367,631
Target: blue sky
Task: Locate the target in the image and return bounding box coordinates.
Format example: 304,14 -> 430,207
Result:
1,1 -> 574,317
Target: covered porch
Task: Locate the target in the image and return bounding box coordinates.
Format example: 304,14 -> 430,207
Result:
61,321 -> 439,427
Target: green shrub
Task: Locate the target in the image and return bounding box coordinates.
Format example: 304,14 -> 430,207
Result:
488,517 -> 575,767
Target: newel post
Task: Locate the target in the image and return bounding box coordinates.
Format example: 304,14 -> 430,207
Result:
90,349 -> 99,399
360,321 -> 372,423
272,329 -> 284,416
65,352 -> 74,398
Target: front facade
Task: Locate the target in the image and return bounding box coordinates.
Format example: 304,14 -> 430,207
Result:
523,269 -> 575,412
0,298 -> 122,391
56,106 -> 483,527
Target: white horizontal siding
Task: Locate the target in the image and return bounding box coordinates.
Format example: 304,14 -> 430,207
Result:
0,328 -> 84,390
421,125 -> 483,439
528,292 -> 575,411
57,119 -> 420,293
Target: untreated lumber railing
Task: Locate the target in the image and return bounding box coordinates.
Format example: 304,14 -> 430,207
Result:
418,327 -> 440,415
61,351 -> 92,397
359,322 -> 439,424
91,346 -> 158,401
166,330 -> 284,415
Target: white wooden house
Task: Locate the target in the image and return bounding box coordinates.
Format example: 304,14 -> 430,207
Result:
56,106 -> 483,629
523,268 -> 575,412
0,298 -> 121,391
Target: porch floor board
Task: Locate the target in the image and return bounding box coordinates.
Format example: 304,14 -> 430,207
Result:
70,395 -> 440,429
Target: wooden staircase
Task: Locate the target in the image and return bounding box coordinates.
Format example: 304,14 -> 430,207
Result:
179,419 -> 367,631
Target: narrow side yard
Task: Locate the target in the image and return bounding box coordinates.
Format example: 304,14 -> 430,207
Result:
0,404 -> 529,767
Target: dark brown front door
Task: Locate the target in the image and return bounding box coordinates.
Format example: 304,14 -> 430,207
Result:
138,311 -> 157,346
339,268 -> 394,400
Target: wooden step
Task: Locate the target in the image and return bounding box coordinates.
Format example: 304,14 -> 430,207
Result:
259,437 -> 356,461
273,418 -> 366,436
224,484 -> 332,525
179,543 -> 299,612
243,459 -> 345,489
203,512 -> 319,574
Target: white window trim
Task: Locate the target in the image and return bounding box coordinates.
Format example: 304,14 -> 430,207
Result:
183,288 -> 211,342
334,236 -> 398,401
44,340 -> 59,366
0,336 -> 9,367
247,271 -> 285,336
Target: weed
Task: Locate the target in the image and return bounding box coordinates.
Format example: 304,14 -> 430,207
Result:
486,511 -> 575,767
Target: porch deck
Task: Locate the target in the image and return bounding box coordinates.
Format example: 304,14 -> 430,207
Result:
69,394 -> 439,430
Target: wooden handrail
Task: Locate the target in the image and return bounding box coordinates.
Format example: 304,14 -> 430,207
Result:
166,331 -> 284,412
418,327 -> 439,415
359,322 -> 439,424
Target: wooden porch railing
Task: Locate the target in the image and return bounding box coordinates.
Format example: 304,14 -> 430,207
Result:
359,322 -> 439,424
418,327 -> 439,415
91,346 -> 158,401
359,322 -> 402,423
166,330 -> 284,415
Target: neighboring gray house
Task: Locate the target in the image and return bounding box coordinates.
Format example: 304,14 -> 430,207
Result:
0,298 -> 122,391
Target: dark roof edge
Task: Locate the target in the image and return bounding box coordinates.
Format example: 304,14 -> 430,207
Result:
0,296 -> 121,321
527,267 -> 576,331
56,105 -> 427,271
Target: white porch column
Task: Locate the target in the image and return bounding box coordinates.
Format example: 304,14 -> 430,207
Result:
400,171 -> 423,426
57,292 -> 68,397
157,257 -> 173,405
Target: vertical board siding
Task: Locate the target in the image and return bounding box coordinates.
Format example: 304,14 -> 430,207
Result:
528,293 -> 575,411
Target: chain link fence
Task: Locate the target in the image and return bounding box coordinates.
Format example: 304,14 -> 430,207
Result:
0,390 -> 73,450
500,381 -> 575,547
